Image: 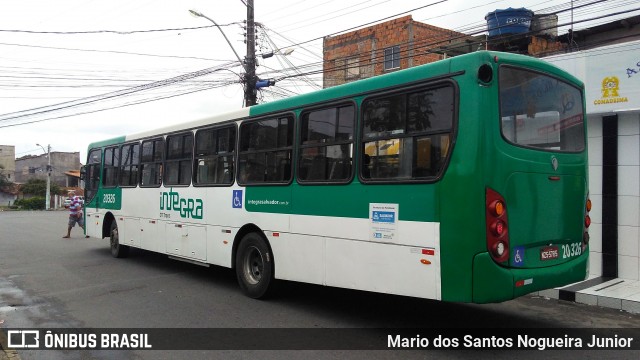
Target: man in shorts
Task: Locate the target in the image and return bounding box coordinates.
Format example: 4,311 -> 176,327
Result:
63,192 -> 89,238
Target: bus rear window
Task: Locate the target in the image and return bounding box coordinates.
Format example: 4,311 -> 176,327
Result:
499,66 -> 584,152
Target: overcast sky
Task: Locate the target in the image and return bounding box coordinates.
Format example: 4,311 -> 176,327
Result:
0,0 -> 636,162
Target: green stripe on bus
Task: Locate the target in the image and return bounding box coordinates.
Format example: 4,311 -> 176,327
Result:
245,183 -> 439,221
88,136 -> 127,150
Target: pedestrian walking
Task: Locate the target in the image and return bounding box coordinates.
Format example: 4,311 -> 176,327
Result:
63,192 -> 89,238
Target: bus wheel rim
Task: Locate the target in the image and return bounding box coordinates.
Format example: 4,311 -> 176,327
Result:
243,245 -> 263,285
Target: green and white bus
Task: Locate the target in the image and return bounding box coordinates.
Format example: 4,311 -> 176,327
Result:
83,51 -> 590,303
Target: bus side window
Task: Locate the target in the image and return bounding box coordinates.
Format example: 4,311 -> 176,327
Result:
165,132 -> 193,186
238,117 -> 293,185
102,146 -> 119,188
119,143 -> 140,187
85,148 -> 102,202
194,126 -> 236,186
298,104 -> 354,183
361,84 -> 454,182
140,138 -> 164,187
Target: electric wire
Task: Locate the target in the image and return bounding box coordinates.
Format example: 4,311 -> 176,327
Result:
0,0 -> 636,129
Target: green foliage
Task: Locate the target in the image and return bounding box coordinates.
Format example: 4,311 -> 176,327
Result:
20,178 -> 63,196
14,197 -> 46,210
0,164 -> 11,188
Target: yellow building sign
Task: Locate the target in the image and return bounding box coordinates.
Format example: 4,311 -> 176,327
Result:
594,76 -> 629,105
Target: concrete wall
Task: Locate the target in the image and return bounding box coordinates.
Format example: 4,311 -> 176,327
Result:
617,113 -> 640,281
587,112 -> 640,281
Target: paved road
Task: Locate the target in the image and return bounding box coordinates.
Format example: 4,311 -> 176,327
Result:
1,211 -> 639,359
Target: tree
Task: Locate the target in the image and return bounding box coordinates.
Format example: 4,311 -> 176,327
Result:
20,178 -> 63,197
0,164 -> 12,188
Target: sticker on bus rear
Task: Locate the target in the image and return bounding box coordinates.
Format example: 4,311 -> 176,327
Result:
513,246 -> 525,267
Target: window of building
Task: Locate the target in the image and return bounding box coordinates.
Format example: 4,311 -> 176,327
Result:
102,146 -> 119,188
298,104 -> 355,183
384,45 -> 401,71
164,133 -> 193,186
140,138 -> 164,187
238,116 -> 293,184
361,83 -> 455,181
119,143 -> 140,187
194,126 -> 236,186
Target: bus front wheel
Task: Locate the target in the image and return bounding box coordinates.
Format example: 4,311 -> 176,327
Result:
235,232 -> 274,299
110,221 -> 129,258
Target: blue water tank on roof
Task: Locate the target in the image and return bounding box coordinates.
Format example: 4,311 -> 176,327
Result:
485,8 -> 533,37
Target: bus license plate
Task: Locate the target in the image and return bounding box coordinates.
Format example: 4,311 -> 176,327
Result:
540,246 -> 559,261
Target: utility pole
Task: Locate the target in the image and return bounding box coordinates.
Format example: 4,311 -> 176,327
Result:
190,1 -> 273,108
244,0 -> 257,107
46,145 -> 51,210
36,143 -> 51,210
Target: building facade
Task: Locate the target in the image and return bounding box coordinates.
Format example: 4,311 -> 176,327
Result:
0,145 -> 16,183
15,152 -> 81,187
0,145 -> 17,206
546,40 -> 640,281
322,15 -> 477,88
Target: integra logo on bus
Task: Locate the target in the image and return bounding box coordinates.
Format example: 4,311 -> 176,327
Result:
159,188 -> 203,219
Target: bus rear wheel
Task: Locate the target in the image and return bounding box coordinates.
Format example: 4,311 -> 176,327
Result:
110,221 -> 129,258
235,232 -> 274,299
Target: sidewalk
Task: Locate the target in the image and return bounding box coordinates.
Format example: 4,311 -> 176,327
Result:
537,277 -> 640,314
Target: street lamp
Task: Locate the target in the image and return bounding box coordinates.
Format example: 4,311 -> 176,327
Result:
36,143 -> 51,210
188,9 -> 246,71
261,48 -> 294,59
189,8 -> 267,107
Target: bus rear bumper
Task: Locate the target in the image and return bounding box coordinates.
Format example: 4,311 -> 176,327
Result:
471,251 -> 589,303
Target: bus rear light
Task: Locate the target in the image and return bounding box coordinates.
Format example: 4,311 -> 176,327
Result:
489,200 -> 505,217
492,220 -> 506,236
583,195 -> 591,252
494,241 -> 506,257
486,188 -> 509,263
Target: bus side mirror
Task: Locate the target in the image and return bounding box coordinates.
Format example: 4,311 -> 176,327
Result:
80,166 -> 86,181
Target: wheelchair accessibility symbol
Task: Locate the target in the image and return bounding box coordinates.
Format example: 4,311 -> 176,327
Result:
513,246 -> 525,267
232,190 -> 243,209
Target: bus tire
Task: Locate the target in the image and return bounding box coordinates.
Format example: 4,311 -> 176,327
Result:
109,220 -> 129,258
235,232 -> 274,299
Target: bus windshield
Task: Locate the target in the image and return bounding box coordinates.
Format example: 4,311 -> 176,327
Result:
499,66 -> 585,152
